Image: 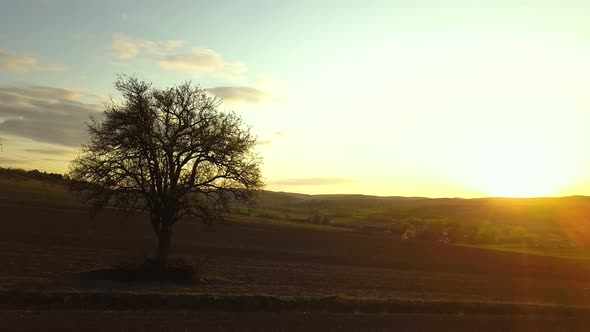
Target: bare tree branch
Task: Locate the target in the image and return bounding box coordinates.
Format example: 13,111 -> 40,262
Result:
69,75 -> 264,263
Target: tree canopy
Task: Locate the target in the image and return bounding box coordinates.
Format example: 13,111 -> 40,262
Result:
69,75 -> 263,262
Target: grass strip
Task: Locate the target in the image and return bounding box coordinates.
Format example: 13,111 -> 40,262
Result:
0,290 -> 588,315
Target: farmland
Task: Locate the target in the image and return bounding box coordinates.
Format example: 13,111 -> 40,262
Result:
4,172 -> 590,330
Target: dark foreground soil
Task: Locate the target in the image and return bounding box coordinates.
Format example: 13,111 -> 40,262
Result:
3,200 -> 590,305
3,191 -> 590,330
4,310 -> 590,332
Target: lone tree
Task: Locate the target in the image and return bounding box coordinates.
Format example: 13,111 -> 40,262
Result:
69,75 -> 263,264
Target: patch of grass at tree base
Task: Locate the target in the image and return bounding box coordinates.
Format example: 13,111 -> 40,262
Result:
76,257 -> 203,284
1,290 -> 589,316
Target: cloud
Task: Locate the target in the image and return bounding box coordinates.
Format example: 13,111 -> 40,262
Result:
110,34 -> 140,59
110,33 -> 185,59
160,49 -> 245,77
255,139 -> 273,146
41,157 -> 68,162
0,156 -> 21,164
2,86 -> 82,102
0,85 -> 102,146
271,178 -> 354,186
25,148 -> 73,155
254,131 -> 286,147
0,50 -> 64,72
109,34 -> 244,78
207,86 -> 267,104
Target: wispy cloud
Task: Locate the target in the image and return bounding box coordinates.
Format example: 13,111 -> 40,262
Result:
109,34 -> 244,79
0,156 -> 21,164
271,178 -> 354,186
0,50 -> 64,72
160,49 -> 245,78
2,86 -> 82,101
0,85 -> 102,146
41,157 -> 67,162
109,34 -> 278,104
110,33 -> 184,59
25,148 -> 74,155
255,139 -> 273,146
207,86 -> 267,104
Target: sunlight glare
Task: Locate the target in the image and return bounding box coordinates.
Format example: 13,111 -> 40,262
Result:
457,124 -> 571,197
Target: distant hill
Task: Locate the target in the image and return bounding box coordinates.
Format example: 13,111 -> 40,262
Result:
0,167 -> 65,183
248,191 -> 590,249
3,166 -> 590,249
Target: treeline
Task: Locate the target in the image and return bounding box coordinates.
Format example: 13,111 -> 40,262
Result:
0,167 -> 67,184
232,195 -> 583,248
367,214 -> 546,246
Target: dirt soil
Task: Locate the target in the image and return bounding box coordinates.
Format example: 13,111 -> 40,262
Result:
4,310 -> 590,332
3,197 -> 590,330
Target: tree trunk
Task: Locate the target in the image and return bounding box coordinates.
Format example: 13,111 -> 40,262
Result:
155,226 -> 172,266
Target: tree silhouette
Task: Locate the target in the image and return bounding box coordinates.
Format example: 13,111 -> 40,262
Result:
69,75 -> 263,264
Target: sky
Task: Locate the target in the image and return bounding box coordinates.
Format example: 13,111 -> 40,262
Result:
2,0 -> 590,198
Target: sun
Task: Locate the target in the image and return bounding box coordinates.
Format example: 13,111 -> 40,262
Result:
456,125 -> 572,197
471,156 -> 563,197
